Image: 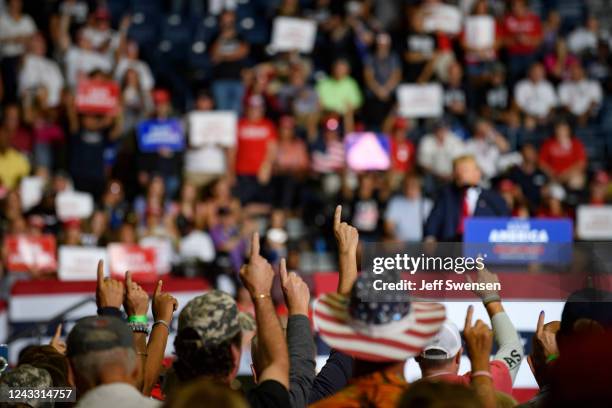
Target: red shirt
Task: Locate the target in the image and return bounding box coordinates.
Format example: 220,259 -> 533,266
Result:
539,137 -> 586,175
390,138 -> 415,172
502,13 -> 542,55
235,118 -> 277,175
429,360 -> 513,395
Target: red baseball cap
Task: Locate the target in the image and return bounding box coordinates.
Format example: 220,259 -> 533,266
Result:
152,89 -> 171,105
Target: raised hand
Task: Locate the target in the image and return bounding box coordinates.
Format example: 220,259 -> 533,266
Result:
279,258 -> 310,316
463,305 -> 494,371
333,205 -> 359,255
533,311 -> 559,360
49,323 -> 66,355
466,265 -> 500,302
240,232 -> 275,298
124,271 -> 150,317
96,260 -> 124,309
152,280 -> 178,323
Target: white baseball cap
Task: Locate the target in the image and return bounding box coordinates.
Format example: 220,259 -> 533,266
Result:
420,320 -> 462,360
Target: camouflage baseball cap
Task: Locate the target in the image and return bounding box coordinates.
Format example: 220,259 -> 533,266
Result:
0,364 -> 53,408
66,316 -> 133,357
178,290 -> 256,347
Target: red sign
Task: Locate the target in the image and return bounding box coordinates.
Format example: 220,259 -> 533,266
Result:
75,80 -> 120,115
107,243 -> 157,282
4,234 -> 57,273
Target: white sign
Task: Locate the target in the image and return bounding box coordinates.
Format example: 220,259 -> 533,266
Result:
270,17 -> 317,53
20,177 -> 44,211
188,111 -> 237,147
397,83 -> 444,118
577,205 -> 612,239
55,191 -> 94,221
423,4 -> 462,34
58,246 -> 108,281
465,16 -> 495,49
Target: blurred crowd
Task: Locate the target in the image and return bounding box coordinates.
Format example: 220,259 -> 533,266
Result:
2,0 -> 612,288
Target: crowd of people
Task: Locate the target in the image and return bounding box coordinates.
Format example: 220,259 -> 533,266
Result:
1,206 -> 611,407
1,0 -> 612,406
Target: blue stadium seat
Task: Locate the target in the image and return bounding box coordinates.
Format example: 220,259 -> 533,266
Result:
576,126 -> 607,169
193,16 -> 219,44
127,12 -> 160,62
129,0 -> 162,15
157,14 -> 193,62
238,16 -> 269,45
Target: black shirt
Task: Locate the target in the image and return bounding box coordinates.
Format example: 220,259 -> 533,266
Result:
508,165 -> 548,209
70,128 -> 107,181
246,380 -> 290,408
404,32 -> 437,81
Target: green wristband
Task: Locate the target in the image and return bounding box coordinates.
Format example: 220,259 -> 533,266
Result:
128,315 -> 148,323
546,354 -> 559,364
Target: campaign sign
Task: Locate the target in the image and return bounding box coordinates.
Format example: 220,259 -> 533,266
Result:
5,234 -> 57,273
345,132 -> 391,171
188,111 -> 237,147
75,80 -> 120,115
397,84 -> 444,118
58,246 -> 108,281
463,218 -> 573,264
577,205 -> 612,240
137,119 -> 185,153
56,190 -> 94,221
270,17 -> 317,53
108,243 -> 157,282
465,15 -> 495,49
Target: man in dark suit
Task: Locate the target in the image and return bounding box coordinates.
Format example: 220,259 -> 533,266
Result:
424,155 -> 509,241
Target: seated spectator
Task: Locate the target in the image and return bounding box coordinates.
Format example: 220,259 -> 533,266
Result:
18,33 -> 64,108
417,120 -> 465,184
544,39 -> 579,83
230,95 -> 278,208
443,62 -> 469,127
387,117 -> 416,188
316,58 -> 363,115
476,63 -> 511,125
170,235 -> 290,408
311,117 -> 345,175
363,33 -> 401,128
514,63 -> 558,125
114,40 -> 155,94
558,63 -> 602,126
424,155 -> 510,241
120,67 -> 153,134
507,144 -> 548,212
588,170 -> 610,205
538,120 -> 587,190
385,174 -> 433,242
0,126 -> 30,189
0,0 -> 37,101
210,10 -> 249,113
567,15 -> 600,58
502,0 -> 543,81
277,61 -> 320,141
542,11 -> 561,53
464,119 -> 510,181
349,173 -> 385,241
416,268 -> 523,394
2,102 -> 32,155
536,182 -> 571,218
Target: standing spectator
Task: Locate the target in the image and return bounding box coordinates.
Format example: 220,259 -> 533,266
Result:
349,173 -> 384,241
385,174 -> 432,242
387,117 -> 416,187
514,63 -> 558,125
0,126 -> 30,189
461,0 -> 502,80
114,40 -> 154,94
502,0 -> 543,82
277,61 -> 320,141
271,115 -> 309,210
363,33 -> 401,128
210,10 -> 249,113
539,120 -> 587,191
18,33 -> 64,108
464,119 -> 510,181
80,8 -> 118,54
558,63 -> 603,126
508,144 -> 548,212
311,117 -> 345,175
443,62 -> 469,127
0,0 -> 37,101
417,120 -> 465,185
424,155 -> 509,242
60,27 -> 113,88
2,102 -> 31,155
316,59 -> 363,116
120,68 -> 153,134
544,39 -> 579,84
476,63 -> 511,125
567,16 -> 600,58
403,8 -> 438,83
230,95 -> 278,208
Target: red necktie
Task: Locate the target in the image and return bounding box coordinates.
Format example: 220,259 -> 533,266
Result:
457,190 -> 469,235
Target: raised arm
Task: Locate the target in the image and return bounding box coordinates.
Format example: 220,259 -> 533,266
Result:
463,306 -> 496,408
333,205 -> 358,295
240,232 -> 289,389
123,271 -> 151,392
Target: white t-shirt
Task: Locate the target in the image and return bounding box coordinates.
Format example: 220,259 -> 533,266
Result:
184,145 -> 226,175
418,132 -> 465,178
19,54 -> 65,107
0,12 -> 36,57
558,79 -> 603,116
64,46 -> 113,87
385,196 -> 433,242
514,79 -> 558,118
465,138 -> 501,180
114,58 -> 155,91
567,28 -> 597,55
76,383 -> 160,408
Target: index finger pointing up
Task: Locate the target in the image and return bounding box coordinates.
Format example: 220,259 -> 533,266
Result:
464,305 -> 474,331
334,205 -> 342,229
536,310 -> 545,335
125,270 -> 133,290
97,260 -> 104,284
250,232 -> 260,258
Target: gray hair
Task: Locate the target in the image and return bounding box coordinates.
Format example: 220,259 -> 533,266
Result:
71,347 -> 136,386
